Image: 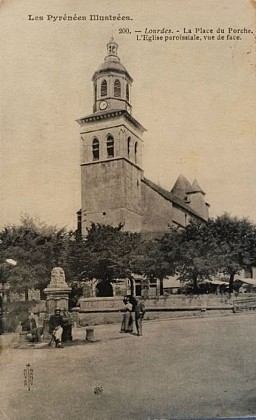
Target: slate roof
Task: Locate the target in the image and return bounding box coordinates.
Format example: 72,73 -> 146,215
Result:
189,179 -> 206,195
93,60 -> 133,83
142,177 -> 206,221
171,174 -> 193,197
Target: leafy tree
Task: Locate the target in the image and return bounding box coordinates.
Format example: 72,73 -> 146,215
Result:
159,215 -> 256,294
160,220 -> 221,293
66,223 -> 142,296
0,215 -> 70,299
129,237 -> 173,295
212,214 -> 256,292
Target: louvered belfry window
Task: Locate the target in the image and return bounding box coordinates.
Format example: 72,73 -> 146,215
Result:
101,80 -> 107,97
107,135 -> 114,157
92,138 -> 100,160
114,79 -> 121,97
126,84 -> 129,101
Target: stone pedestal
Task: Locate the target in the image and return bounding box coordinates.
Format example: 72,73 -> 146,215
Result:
44,267 -> 71,314
43,267 -> 72,340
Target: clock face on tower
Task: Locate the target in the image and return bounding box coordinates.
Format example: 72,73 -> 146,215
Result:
99,100 -> 108,110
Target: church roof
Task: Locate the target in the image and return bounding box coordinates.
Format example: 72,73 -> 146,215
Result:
170,174 -> 193,197
94,61 -> 132,81
142,177 -> 206,220
188,179 -> 206,195
92,38 -> 133,83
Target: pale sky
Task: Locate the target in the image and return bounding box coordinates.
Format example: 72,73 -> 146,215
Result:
1,0 -> 256,230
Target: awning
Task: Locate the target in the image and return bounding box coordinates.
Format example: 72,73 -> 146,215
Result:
163,277 -> 181,288
235,277 -> 256,286
205,280 -> 229,286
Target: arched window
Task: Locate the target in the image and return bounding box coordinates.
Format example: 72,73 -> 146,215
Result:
127,137 -> 131,157
135,142 -> 138,164
101,80 -> 107,97
92,138 -> 100,160
126,84 -> 129,101
94,83 -> 97,102
107,135 -> 114,158
114,79 -> 121,97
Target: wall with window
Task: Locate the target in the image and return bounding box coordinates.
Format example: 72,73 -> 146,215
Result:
80,121 -> 143,167
95,75 -> 129,100
172,206 -> 193,228
81,126 -> 120,163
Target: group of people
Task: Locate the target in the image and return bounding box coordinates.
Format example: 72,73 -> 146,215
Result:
120,295 -> 146,336
25,295 -> 145,349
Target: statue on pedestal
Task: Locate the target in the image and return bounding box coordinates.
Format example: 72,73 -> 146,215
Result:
43,267 -> 72,342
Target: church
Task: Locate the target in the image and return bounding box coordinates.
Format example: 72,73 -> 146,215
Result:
77,38 -> 210,236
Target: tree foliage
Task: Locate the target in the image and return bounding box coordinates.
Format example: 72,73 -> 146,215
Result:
159,220 -> 221,292
159,215 -> 256,292
0,215 -> 70,298
68,223 -> 141,282
211,214 -> 256,290
1,213 -> 256,298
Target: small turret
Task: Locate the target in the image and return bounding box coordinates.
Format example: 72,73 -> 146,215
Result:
186,179 -> 209,220
171,174 -> 192,199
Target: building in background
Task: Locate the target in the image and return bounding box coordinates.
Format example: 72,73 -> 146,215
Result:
77,39 -> 210,237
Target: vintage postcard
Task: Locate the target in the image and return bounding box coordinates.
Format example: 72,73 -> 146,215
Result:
1,1 -> 256,419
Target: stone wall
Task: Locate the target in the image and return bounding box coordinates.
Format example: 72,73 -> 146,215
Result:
77,294 -> 236,325
78,294 -> 235,312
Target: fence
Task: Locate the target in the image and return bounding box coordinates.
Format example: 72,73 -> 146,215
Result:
233,298 -> 256,313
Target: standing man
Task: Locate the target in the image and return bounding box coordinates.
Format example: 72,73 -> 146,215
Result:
135,296 -> 146,336
49,309 -> 64,348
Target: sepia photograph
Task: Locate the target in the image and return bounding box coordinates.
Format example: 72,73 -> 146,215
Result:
1,1 -> 256,419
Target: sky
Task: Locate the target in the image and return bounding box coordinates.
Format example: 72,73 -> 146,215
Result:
1,0 -> 256,230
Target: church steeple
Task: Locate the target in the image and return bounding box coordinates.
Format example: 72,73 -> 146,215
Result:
77,40 -> 146,235
92,38 -> 133,114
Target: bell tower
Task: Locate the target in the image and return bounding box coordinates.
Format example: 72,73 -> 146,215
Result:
92,38 -> 132,114
77,39 -> 146,235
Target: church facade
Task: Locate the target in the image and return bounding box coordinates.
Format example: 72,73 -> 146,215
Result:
77,39 -> 210,236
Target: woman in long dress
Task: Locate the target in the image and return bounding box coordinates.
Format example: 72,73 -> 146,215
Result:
120,296 -> 133,333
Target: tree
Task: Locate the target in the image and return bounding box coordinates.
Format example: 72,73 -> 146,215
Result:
160,220 -> 221,293
0,215 -> 70,299
159,215 -> 256,294
212,214 -> 256,292
67,223 -> 142,296
129,237 -> 173,295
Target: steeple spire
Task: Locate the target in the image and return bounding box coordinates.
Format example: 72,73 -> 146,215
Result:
106,38 -> 119,60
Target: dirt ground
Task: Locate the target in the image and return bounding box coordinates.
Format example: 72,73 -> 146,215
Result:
1,312 -> 256,420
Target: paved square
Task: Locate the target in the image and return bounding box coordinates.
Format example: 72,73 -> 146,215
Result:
1,313 -> 256,419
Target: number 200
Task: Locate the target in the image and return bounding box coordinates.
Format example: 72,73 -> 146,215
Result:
119,28 -> 131,34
